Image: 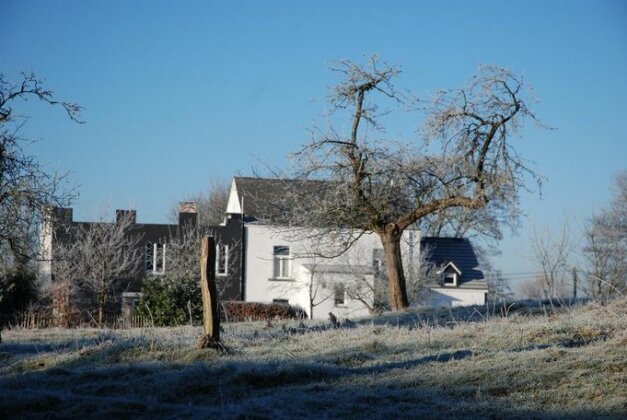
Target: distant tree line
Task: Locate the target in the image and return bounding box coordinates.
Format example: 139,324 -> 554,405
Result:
521,171 -> 626,301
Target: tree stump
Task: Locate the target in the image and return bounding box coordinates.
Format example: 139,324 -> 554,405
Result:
197,236 -> 221,349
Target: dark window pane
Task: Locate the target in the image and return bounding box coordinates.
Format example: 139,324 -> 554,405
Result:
273,246 -> 289,256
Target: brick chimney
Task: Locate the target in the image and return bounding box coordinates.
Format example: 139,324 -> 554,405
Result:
53,207 -> 73,223
116,209 -> 137,224
178,202 -> 198,227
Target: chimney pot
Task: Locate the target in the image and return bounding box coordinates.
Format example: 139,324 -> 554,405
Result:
178,202 -> 198,227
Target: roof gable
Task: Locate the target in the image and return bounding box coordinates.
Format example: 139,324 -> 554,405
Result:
438,261 -> 462,275
226,178 -> 242,214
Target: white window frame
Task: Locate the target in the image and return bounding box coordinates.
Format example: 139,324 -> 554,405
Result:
216,243 -> 229,277
272,245 -> 291,280
443,272 -> 457,287
145,242 -> 166,275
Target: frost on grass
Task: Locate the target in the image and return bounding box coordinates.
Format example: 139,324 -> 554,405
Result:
0,299 -> 625,419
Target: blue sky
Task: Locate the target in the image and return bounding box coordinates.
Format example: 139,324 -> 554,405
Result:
2,0 -> 626,291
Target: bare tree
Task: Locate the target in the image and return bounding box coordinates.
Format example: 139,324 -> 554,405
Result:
405,241 -> 446,305
484,267 -> 512,303
302,256 -> 333,320
54,211 -> 142,326
268,241 -> 382,319
519,275 -> 545,300
164,222 -> 240,300
582,171 -> 627,300
0,72 -> 81,268
529,223 -> 572,300
0,72 -> 81,340
287,57 -> 540,310
320,242 -> 385,315
169,178 -> 230,227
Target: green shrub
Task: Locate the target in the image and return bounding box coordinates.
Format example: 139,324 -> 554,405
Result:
136,275 -> 202,327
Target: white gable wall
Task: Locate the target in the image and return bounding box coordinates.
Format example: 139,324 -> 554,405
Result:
225,178 -> 242,214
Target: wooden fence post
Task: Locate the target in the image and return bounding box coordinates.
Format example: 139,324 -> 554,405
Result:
198,236 -> 221,349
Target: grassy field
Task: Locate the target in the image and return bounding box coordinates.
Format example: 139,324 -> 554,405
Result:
1,299 -> 625,419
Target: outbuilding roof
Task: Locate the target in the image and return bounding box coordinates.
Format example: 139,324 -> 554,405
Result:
421,237 -> 487,289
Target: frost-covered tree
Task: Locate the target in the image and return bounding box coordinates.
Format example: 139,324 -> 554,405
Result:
529,223 -> 572,300
0,72 -> 81,267
54,211 -> 142,326
0,72 -> 81,339
286,57 -> 541,310
582,171 -> 627,300
164,222 -> 240,300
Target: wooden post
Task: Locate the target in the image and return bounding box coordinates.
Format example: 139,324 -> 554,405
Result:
198,236 -> 220,348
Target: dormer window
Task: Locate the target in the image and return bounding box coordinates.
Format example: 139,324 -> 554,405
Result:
438,261 -> 461,287
443,272 -> 457,286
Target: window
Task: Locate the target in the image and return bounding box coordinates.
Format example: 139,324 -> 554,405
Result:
145,243 -> 166,274
334,283 -> 346,306
217,243 -> 228,276
444,272 -> 456,286
273,246 -> 290,279
273,299 -> 289,305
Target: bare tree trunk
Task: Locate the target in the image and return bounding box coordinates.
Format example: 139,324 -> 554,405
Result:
198,236 -> 220,349
98,292 -> 107,327
98,305 -> 103,327
380,228 -> 409,310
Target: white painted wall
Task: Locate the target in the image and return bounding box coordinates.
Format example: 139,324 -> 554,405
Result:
423,287 -> 487,308
306,270 -> 375,320
244,224 -> 418,320
243,222 -> 488,316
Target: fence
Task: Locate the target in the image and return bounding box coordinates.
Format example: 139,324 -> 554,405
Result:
7,312 -> 150,330
10,312 -> 54,329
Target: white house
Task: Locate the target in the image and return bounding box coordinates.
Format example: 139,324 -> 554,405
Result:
223,177 -> 488,319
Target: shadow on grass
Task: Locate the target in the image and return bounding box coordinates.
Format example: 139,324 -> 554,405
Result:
0,349 -> 621,420
2,330 -> 621,420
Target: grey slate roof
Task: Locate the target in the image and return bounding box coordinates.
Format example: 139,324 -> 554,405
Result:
420,237 -> 487,289
234,177 -> 331,223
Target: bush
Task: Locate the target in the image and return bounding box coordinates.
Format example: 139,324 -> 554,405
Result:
136,275 -> 203,327
0,267 -> 39,327
222,301 -> 306,322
